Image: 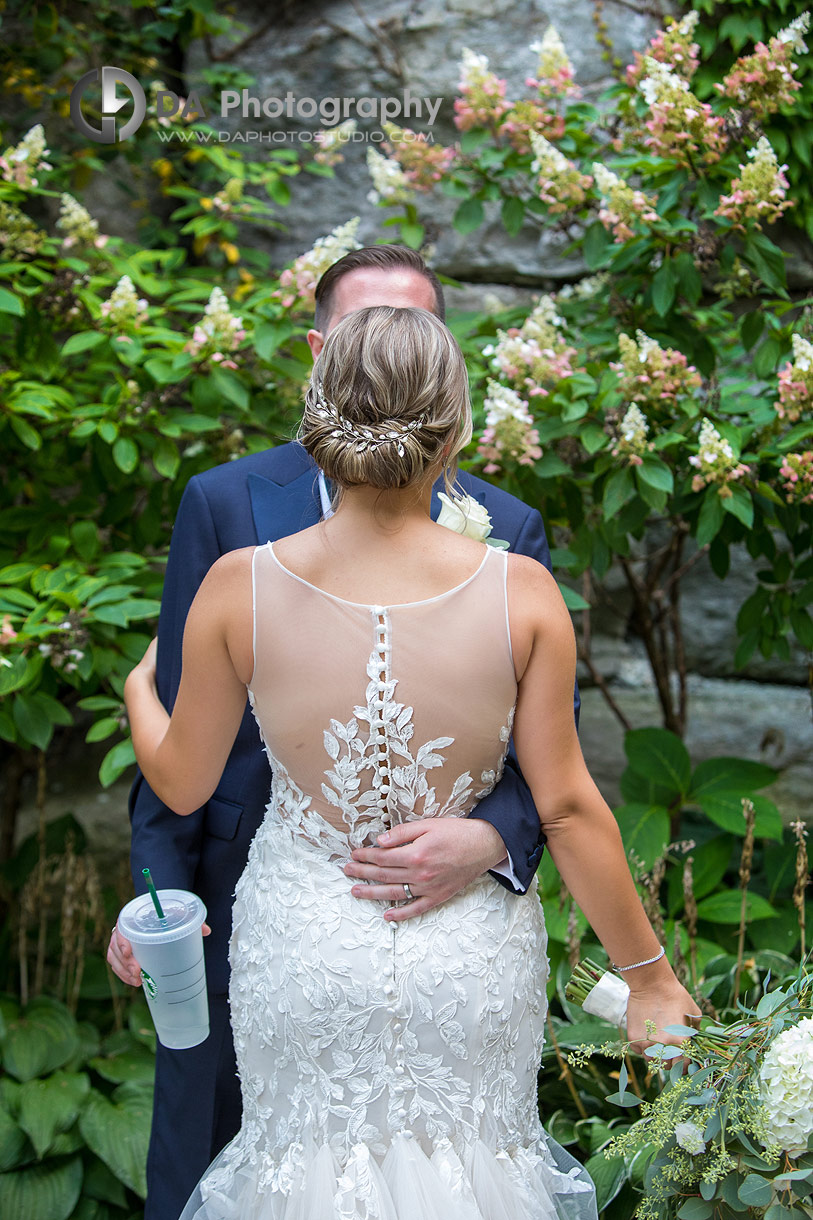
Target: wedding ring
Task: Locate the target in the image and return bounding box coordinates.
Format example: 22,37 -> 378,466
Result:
402,883 -> 415,901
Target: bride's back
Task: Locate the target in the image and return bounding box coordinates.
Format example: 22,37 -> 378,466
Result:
247,537 -> 517,846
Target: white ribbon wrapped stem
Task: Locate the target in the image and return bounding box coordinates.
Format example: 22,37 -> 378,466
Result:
581,972 -> 630,1026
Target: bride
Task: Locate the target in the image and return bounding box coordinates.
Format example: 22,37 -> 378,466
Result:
125,304 -> 698,1219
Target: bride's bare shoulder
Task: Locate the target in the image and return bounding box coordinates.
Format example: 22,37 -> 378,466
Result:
505,552 -> 574,655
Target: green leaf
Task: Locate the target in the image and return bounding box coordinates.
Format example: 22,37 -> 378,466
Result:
603,466 -> 635,519
12,692 -> 53,751
210,365 -> 249,410
695,489 -> 724,547
10,415 -> 41,450
637,457 -> 674,494
738,1174 -> 774,1207
0,1156 -> 83,1220
112,436 -> 139,474
677,1198 -> 713,1219
0,1105 -> 27,1172
0,286 -> 24,316
695,890 -> 777,924
753,336 -> 781,378
584,1152 -> 627,1210
99,738 -> 136,788
557,582 -> 590,611
78,1083 -> 153,1197
0,998 -> 80,1082
18,1071 -> 90,1159
501,196 -> 524,237
452,197 -> 485,235
0,654 -> 28,698
689,757 -> 777,800
700,792 -> 783,841
614,803 -> 670,869
740,309 -> 764,351
61,331 -> 106,357
624,727 -> 691,798
583,220 -> 611,269
70,520 -> 100,562
153,437 -> 180,479
722,484 -> 753,529
85,717 -> 120,744
89,1043 -> 155,1084
652,260 -> 676,316
399,221 -> 424,249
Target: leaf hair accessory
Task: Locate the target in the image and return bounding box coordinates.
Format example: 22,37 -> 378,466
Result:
312,384 -> 427,458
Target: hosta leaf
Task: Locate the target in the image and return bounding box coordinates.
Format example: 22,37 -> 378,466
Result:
18,1071 -> 90,1159
0,1155 -> 82,1220
78,1083 -> 152,1198
0,997 -> 80,1082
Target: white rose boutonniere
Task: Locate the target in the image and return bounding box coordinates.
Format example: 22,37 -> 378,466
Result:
436,491 -> 509,548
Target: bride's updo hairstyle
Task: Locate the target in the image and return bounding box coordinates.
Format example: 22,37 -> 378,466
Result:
298,305 -> 472,494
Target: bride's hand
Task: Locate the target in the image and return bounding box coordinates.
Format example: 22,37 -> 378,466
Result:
625,977 -> 701,1055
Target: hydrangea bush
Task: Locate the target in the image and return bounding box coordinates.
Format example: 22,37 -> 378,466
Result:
368,8 -> 813,741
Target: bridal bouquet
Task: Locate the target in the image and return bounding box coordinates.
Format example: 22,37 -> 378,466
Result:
566,960 -> 813,1219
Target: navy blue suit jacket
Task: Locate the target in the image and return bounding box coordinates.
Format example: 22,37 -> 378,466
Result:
128,442 -> 580,995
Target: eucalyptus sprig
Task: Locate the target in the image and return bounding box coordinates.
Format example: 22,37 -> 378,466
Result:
599,966 -> 813,1219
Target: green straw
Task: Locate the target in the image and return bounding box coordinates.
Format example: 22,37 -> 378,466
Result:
142,868 -> 166,920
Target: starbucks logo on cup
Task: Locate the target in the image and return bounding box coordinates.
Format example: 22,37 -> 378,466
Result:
140,969 -> 157,999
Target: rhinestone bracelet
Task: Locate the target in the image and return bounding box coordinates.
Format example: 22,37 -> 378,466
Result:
612,946 -> 665,973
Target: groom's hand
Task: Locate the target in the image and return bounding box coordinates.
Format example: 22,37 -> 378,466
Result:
343,817 -> 507,921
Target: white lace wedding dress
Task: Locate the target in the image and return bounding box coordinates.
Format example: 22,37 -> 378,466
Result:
179,541 -> 597,1220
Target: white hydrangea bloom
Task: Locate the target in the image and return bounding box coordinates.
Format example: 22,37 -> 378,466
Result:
592,162 -> 621,197
100,275 -> 148,327
530,131 -> 571,176
791,332 -> 813,372
483,380 -> 533,426
758,1016 -> 813,1156
56,193 -> 100,246
777,12 -> 810,53
620,403 -> 649,450
634,329 -> 662,365
200,286 -> 243,345
523,293 -> 565,337
675,11 -> 699,38
366,148 -> 413,205
639,56 -> 690,106
457,47 -> 492,90
674,1121 -> 706,1155
689,418 -> 735,471
529,25 -> 572,80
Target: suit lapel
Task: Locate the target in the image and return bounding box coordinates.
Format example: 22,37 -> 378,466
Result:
248,468 -> 323,543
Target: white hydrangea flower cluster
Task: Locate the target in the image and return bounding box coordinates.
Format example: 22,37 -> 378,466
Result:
0,123 -> 52,188
529,26 -> 575,87
275,217 -> 363,310
777,11 -> 811,53
458,47 -> 493,92
639,57 -> 690,107
366,148 -> 414,205
612,403 -> 652,465
100,275 -> 148,329
184,286 -> 246,368
792,332 -> 813,371
758,1016 -> 813,1156
688,418 -> 750,494
56,193 -> 106,249
314,119 -> 358,166
522,294 -> 566,342
483,380 -> 535,427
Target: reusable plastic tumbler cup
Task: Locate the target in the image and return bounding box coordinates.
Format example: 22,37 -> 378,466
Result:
117,889 -> 209,1049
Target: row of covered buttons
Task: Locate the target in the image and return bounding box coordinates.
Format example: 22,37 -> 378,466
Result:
383,956 -> 410,1128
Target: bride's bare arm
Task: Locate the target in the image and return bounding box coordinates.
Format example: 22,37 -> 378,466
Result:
124,550 -> 253,815
509,555 -> 699,1045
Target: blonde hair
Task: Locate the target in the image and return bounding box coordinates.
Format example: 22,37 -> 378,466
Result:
297,306 -> 472,496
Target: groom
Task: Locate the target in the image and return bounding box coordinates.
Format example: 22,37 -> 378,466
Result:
109,244 -> 579,1220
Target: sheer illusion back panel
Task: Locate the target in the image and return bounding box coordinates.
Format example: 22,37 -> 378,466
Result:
247,541 -> 518,839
